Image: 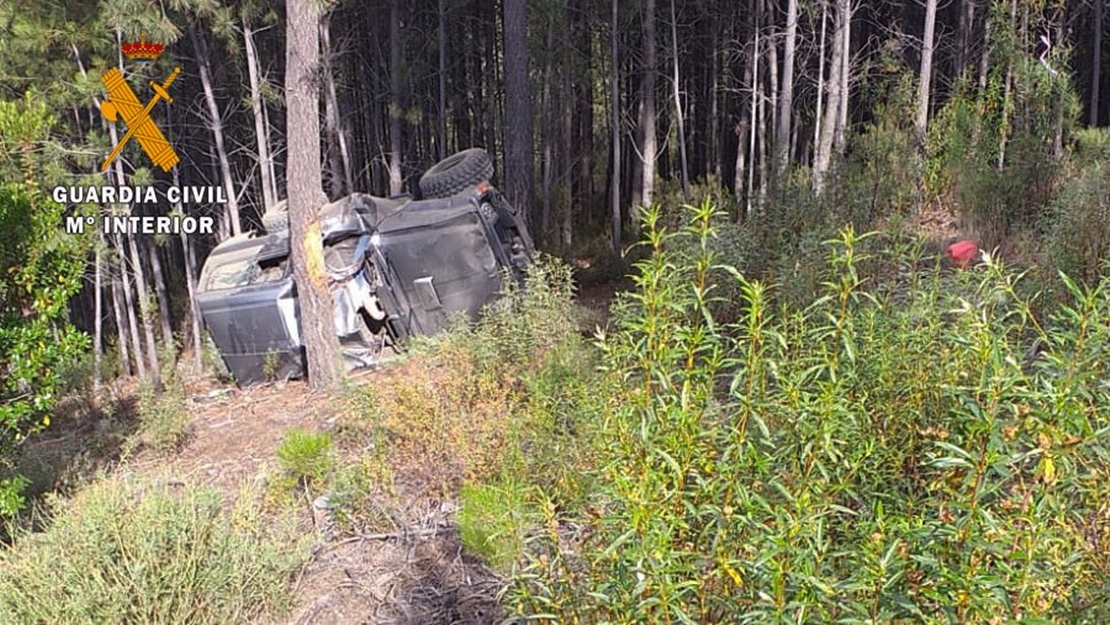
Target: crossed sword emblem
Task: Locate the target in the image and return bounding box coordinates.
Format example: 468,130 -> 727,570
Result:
100,66 -> 181,172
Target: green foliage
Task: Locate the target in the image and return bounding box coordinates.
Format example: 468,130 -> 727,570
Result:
125,381 -> 190,454
507,203 -> 1110,623
275,428 -> 335,492
1045,128 -> 1110,286
0,183 -> 88,517
457,480 -> 536,571
0,475 -> 307,624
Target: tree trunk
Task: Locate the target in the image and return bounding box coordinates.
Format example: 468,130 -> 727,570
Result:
244,19 -> 277,210
745,24 -> 759,214
147,239 -> 173,346
190,25 -> 241,238
321,17 -> 354,197
814,0 -> 847,194
287,0 -> 342,391
438,0 -> 448,160
1092,0 -> 1103,126
116,230 -> 145,382
503,0 -> 535,226
388,0 -> 403,196
709,11 -> 721,180
814,0 -> 827,165
174,166 -> 203,371
978,7 -> 991,90
835,1 -> 851,155
541,18 -> 554,243
93,233 -> 103,392
915,0 -> 938,149
106,114 -> 160,388
634,0 -> 658,223
670,0 -> 690,200
956,0 -> 976,79
611,0 -> 622,252
110,253 -> 132,378
775,0 -> 799,180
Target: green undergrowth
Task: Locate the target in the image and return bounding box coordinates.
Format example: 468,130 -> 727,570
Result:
504,202 -> 1110,623
339,256 -> 607,565
0,473 -> 308,624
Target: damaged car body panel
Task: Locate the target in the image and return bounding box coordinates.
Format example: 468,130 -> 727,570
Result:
197,171 -> 532,386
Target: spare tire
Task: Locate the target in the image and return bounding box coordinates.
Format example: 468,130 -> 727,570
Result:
419,148 -> 494,199
260,191 -> 328,233
261,199 -> 289,232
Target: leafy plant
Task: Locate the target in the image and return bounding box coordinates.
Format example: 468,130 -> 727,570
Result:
0,475 -> 307,624
275,428 -> 334,492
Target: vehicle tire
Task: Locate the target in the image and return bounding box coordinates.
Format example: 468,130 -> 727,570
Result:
261,199 -> 289,233
419,148 -> 494,199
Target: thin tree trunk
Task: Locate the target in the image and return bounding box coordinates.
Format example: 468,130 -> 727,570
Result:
814,0 -> 847,194
504,0 -> 535,226
745,25 -> 759,214
541,18 -> 554,243
287,0 -> 342,391
174,166 -> 203,371
93,233 -> 103,392
670,0 -> 689,200
438,0 -> 448,159
116,230 -> 145,382
979,8 -> 991,90
1092,0 -> 1103,126
110,255 -> 132,378
634,0 -> 658,223
709,11 -> 721,180
915,0 -> 938,149
321,17 -> 354,197
775,0 -> 799,180
388,0 -> 403,195
998,0 -> 1016,170
814,0 -> 827,164
956,0 -> 976,79
835,1 -> 850,155
147,239 -> 173,346
191,25 -> 241,237
244,19 -> 277,210
611,0 -> 622,252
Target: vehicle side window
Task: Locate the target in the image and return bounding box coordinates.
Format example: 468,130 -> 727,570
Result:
203,256 -> 289,291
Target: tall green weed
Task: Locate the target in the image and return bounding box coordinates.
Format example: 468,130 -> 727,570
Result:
507,203 -> 1109,623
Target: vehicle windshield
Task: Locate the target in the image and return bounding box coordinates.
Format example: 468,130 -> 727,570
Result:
203,256 -> 289,291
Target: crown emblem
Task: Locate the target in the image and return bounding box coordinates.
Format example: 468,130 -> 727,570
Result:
121,34 -> 164,61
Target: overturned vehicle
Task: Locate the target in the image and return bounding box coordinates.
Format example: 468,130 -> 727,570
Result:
196,149 -> 534,385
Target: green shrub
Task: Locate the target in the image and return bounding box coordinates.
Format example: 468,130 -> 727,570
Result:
275,428 -> 334,492
507,203 -> 1110,623
0,475 -> 307,624
457,480 -> 537,571
125,381 -> 190,454
1045,129 -> 1110,286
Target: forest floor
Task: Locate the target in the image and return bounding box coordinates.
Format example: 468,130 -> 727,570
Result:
19,274 -> 626,625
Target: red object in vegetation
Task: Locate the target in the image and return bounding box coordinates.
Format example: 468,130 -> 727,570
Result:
947,240 -> 978,269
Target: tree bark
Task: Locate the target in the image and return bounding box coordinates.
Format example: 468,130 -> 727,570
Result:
438,0 -> 448,160
1092,0 -> 1103,126
814,0 -> 847,194
147,239 -> 173,346
915,0 -> 938,149
321,17 -> 354,197
814,0 -> 827,165
634,0 -> 658,223
388,0 -> 403,196
244,19 -> 277,210
611,0 -> 622,252
287,0 -> 343,391
956,0 -> 976,79
835,0 -> 851,155
172,166 -> 203,371
109,252 -> 132,378
503,0 -> 535,226
190,25 -> 241,238
93,232 -> 103,392
670,0 -> 690,201
775,0 -> 799,180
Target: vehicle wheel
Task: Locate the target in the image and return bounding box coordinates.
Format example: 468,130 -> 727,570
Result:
419,148 -> 494,199
261,199 -> 289,233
